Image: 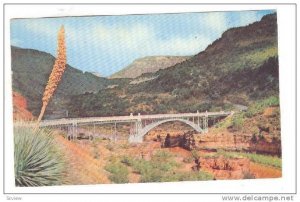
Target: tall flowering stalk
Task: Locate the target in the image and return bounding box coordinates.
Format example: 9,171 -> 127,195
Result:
37,26 -> 67,123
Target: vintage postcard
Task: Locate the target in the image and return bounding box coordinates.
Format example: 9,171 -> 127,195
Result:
10,10 -> 281,187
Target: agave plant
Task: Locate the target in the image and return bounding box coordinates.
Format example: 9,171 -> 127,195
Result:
14,125 -> 66,186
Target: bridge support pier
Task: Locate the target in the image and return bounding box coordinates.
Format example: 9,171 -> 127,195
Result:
114,122 -> 117,142
93,123 -> 95,136
128,134 -> 143,143
202,116 -> 208,133
67,122 -> 78,140
128,119 -> 143,143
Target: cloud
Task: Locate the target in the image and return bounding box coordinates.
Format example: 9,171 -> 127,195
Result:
10,11 -> 269,76
65,22 -> 210,60
10,17 -> 218,76
201,12 -> 229,33
21,20 -> 58,38
238,11 -> 260,26
91,24 -> 155,52
155,35 -> 211,55
89,23 -> 210,55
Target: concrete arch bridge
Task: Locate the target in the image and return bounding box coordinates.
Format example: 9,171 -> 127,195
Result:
36,111 -> 233,143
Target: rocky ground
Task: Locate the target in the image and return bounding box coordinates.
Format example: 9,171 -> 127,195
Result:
53,132 -> 281,185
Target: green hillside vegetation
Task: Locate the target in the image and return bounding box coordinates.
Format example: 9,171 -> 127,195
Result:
121,150 -> 213,183
216,95 -> 280,129
11,46 -> 128,116
203,149 -> 281,169
65,13 -> 279,117
130,14 -> 277,95
68,90 -> 130,117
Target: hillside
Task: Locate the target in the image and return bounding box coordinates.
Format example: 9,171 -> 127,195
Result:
127,13 -> 278,110
109,56 -> 190,79
132,13 -> 278,94
11,46 -> 124,116
68,13 -> 279,117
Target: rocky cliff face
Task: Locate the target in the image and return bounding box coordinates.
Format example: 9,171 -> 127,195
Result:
196,132 -> 281,156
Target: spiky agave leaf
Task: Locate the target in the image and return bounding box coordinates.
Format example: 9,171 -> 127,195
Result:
14,125 -> 66,186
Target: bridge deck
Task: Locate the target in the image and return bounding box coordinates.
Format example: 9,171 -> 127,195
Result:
36,111 -> 232,127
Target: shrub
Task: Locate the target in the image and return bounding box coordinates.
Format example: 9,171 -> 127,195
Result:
183,156 -> 194,163
121,150 -> 214,183
258,134 -> 265,141
105,161 -> 129,184
215,116 -> 233,130
120,155 -> 134,166
251,134 -> 258,143
123,150 -> 179,183
242,152 -> 281,168
156,168 -> 214,182
172,171 -> 214,181
272,136 -> 280,143
120,143 -> 130,149
220,151 -> 282,169
14,125 -> 66,186
250,126 -> 259,135
191,149 -> 200,160
232,113 -> 244,130
152,150 -> 174,161
92,142 -> 100,159
105,143 -> 115,151
261,96 -> 280,107
245,96 -> 279,118
243,171 -> 256,179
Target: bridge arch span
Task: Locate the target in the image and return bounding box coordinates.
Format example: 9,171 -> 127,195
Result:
133,118 -> 204,142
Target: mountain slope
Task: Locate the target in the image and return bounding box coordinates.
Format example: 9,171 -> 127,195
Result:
110,56 -> 190,79
128,13 -> 278,101
67,13 -> 279,117
11,46 -> 117,116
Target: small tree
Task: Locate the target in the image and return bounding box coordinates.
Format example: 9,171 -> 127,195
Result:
164,134 -> 171,147
251,134 -> 257,143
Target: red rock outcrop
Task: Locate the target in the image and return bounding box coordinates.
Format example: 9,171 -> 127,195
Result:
13,91 -> 34,121
196,132 -> 281,156
201,156 -> 251,180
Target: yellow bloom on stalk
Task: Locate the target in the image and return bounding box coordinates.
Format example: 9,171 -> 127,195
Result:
37,26 -> 67,123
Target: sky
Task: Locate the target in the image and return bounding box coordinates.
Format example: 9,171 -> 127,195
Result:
10,10 -> 275,77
